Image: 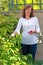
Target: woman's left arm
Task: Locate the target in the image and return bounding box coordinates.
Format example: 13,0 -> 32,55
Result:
34,17 -> 41,34
28,17 -> 41,34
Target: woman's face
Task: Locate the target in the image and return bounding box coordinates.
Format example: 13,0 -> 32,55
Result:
25,7 -> 32,17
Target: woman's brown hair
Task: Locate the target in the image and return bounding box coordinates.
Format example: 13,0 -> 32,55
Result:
22,5 -> 34,18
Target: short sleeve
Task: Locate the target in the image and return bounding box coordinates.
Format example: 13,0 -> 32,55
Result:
14,18 -> 22,34
35,17 -> 41,33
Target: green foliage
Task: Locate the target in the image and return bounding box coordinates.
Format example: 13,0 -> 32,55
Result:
0,14 -> 43,65
0,0 -> 43,12
0,14 -> 18,36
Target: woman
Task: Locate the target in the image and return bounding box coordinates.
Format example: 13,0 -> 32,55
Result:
11,5 -> 41,61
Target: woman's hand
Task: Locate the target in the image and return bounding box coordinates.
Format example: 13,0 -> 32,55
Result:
11,32 -> 15,37
10,31 -> 17,37
28,31 -> 37,34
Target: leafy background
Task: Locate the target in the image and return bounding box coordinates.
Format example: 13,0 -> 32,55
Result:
0,0 -> 43,65
0,14 -> 43,65
0,0 -> 43,12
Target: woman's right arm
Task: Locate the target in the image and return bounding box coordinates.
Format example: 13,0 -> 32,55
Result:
11,18 -> 22,37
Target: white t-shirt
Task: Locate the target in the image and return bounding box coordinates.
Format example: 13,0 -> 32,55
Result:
14,16 -> 41,45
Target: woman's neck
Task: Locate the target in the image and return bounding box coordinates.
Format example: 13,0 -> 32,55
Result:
25,16 -> 30,20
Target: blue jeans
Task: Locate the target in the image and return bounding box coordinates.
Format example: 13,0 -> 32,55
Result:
21,43 -> 37,59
